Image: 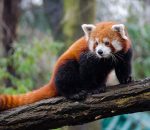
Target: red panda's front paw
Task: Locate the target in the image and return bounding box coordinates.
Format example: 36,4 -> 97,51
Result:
89,86 -> 106,95
121,76 -> 133,84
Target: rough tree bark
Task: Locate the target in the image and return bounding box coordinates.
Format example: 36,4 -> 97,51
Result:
0,78 -> 150,130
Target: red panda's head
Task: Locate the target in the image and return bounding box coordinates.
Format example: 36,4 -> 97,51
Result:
82,22 -> 131,58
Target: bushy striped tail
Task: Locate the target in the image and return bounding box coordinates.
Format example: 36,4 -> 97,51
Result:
0,84 -> 57,111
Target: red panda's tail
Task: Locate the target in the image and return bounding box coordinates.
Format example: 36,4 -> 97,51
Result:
0,84 -> 57,111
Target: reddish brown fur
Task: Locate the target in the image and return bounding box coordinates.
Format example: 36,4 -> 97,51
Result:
0,84 -> 57,110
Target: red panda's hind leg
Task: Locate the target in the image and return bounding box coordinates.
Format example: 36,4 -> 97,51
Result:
55,60 -> 87,100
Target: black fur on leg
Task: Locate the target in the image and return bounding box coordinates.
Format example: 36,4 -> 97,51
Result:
79,51 -> 113,91
115,48 -> 133,84
55,60 -> 84,98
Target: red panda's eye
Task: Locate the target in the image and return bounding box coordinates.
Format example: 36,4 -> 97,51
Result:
95,42 -> 98,46
104,41 -> 110,46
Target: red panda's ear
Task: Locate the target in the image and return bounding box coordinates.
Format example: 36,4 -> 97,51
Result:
112,24 -> 128,40
81,24 -> 96,40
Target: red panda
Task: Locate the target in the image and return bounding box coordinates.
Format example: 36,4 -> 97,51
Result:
0,21 -> 132,110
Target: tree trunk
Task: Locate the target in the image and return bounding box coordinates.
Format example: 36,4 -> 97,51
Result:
43,0 -> 63,41
2,0 -> 20,87
0,0 -> 5,57
43,0 -> 96,44
0,78 -> 150,130
63,0 -> 96,46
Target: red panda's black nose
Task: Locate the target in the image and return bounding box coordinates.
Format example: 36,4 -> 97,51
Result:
98,50 -> 103,55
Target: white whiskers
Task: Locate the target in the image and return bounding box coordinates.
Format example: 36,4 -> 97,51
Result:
114,53 -> 125,62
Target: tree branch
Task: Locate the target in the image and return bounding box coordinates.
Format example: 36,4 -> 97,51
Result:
0,78 -> 150,130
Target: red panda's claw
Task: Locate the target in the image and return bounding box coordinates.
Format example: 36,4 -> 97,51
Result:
121,76 -> 133,84
68,90 -> 87,101
127,76 -> 133,83
89,86 -> 106,95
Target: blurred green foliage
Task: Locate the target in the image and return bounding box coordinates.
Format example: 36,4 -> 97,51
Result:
127,23 -> 150,79
0,37 -> 63,94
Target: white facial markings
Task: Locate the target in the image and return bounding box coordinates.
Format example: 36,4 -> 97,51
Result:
112,40 -> 122,52
88,38 -> 99,52
95,37 -> 111,58
88,39 -> 95,52
95,44 -> 111,58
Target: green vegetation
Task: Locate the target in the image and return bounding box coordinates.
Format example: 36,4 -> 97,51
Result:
128,23 -> 150,79
0,37 -> 63,94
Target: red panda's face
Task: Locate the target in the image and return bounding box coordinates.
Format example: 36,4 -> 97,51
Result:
82,22 -> 130,58
88,37 -> 114,58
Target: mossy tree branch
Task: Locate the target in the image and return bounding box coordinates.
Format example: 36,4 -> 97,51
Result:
0,78 -> 150,130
